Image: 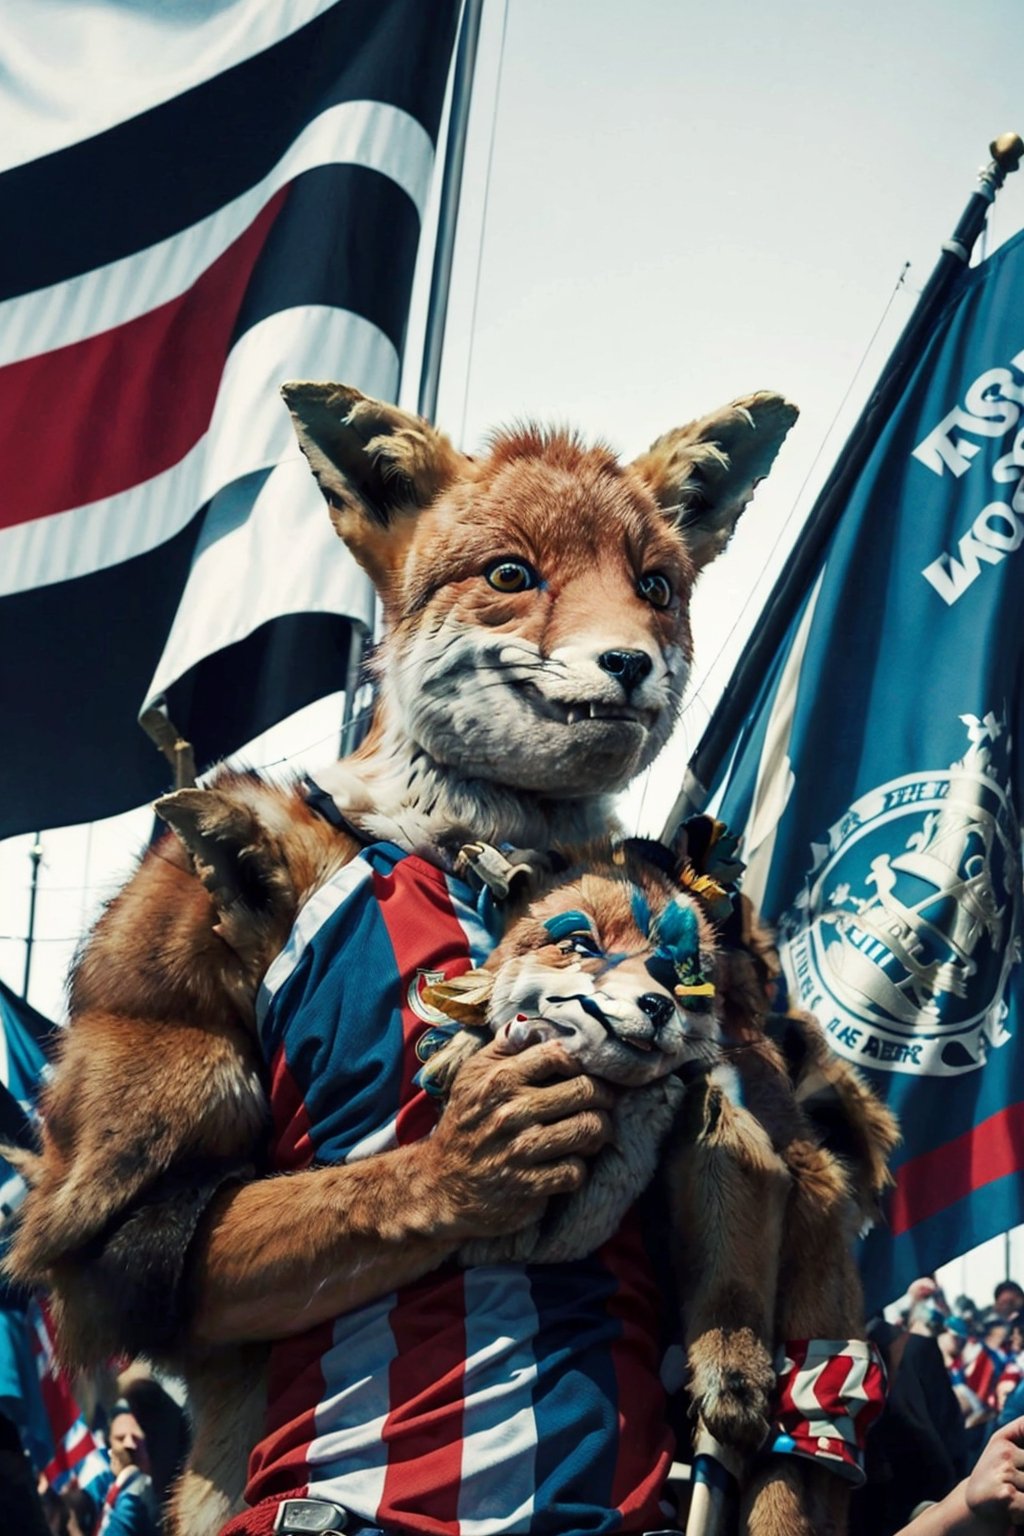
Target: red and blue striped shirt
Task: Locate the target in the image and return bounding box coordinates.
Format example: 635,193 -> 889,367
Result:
243,842 -> 675,1535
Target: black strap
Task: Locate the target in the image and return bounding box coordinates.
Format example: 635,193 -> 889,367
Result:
302,775 -> 369,844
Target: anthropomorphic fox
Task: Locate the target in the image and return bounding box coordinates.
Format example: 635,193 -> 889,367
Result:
7,385 -> 809,1536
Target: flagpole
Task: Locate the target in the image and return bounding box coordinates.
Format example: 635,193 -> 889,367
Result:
417,0 -> 485,424
338,0 -> 484,758
22,834 -> 43,1001
339,619 -> 370,756
665,132 -> 1023,835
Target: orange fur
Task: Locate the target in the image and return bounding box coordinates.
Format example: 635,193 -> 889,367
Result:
6,385 -> 801,1535
705,917 -> 899,1536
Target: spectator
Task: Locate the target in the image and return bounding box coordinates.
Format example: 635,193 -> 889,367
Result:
939,1315 -> 971,1372
908,1298 -> 947,1338
944,1313 -> 1010,1464
39,1481 -> 69,1536
893,1413 -> 1024,1532
989,1313 -> 1024,1424
118,1368 -> 189,1507
997,1365 -> 1024,1433
941,1318 -> 988,1442
849,1316 -> 968,1535
953,1293 -> 978,1322
887,1275 -> 950,1327
0,1407 -> 50,1536
972,1316 -> 1011,1405
97,1402 -> 160,1536
992,1280 -> 1024,1320
62,1487 -> 98,1536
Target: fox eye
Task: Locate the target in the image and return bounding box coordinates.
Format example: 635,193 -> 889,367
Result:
485,558 -> 539,593
638,571 -> 672,609
558,933 -> 603,959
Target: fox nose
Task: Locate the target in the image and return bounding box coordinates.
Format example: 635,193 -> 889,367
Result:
638,992 -> 675,1030
597,649 -> 653,696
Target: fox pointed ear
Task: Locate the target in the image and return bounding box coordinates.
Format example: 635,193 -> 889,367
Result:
281,381 -> 465,585
154,787 -> 282,919
632,392 -> 798,570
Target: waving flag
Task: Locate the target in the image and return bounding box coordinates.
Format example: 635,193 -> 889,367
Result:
0,977 -> 55,1229
705,226 -> 1024,1312
0,984 -> 100,1492
27,1296 -> 111,1496
0,0 -> 460,837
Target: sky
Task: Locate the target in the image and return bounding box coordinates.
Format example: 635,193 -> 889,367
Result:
2,0 -> 1023,1297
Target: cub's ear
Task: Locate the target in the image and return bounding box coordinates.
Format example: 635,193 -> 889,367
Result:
281,382 -> 465,586
632,392 -> 798,570
154,787 -> 283,920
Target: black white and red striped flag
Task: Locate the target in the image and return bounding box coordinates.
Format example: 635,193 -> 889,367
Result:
0,0 -> 460,837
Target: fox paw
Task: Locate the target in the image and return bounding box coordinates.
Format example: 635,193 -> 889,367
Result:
690,1328 -> 775,1454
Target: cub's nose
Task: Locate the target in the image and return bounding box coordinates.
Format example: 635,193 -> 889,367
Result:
597,649 -> 653,696
638,992 -> 675,1030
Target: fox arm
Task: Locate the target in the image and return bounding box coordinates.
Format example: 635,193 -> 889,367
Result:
13,1032 -> 454,1359
189,1042 -> 614,1344
188,1148 -> 463,1344
9,1004 -> 610,1360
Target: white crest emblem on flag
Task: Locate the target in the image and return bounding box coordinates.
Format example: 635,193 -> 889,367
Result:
781,710 -> 1022,1076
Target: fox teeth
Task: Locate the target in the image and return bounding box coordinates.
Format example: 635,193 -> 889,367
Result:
566,704 -> 598,725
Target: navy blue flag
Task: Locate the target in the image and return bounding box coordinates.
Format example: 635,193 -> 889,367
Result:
707,227 -> 1024,1312
0,980 -> 53,1149
0,977 -> 55,1253
0,979 -> 55,1467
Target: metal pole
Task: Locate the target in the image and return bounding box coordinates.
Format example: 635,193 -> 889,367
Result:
667,133 -> 1024,833
417,0 -> 486,424
22,833 -> 43,1001
684,1427 -> 744,1536
344,1 -> 484,756
340,620 -> 370,757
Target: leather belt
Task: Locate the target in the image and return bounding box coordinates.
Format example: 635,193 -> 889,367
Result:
272,1502 -> 681,1536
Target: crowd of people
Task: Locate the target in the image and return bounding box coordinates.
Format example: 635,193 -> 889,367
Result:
850,1275 -> 1024,1533
4,1364 -> 189,1536
899,1278 -> 1024,1452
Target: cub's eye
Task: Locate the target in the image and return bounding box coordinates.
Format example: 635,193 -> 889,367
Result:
637,571 -> 672,609
558,933 -> 603,959
485,558 -> 539,593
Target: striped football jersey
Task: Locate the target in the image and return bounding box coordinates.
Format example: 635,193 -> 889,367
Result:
243,842 -> 675,1535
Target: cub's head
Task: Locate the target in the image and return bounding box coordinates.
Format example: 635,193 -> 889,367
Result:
283,385 -> 796,797
425,849 -> 721,1089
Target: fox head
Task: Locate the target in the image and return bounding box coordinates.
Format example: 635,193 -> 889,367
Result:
423,848 -> 722,1089
283,385 -> 796,824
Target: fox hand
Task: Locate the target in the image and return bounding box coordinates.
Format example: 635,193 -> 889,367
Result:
422,1039 -> 614,1240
